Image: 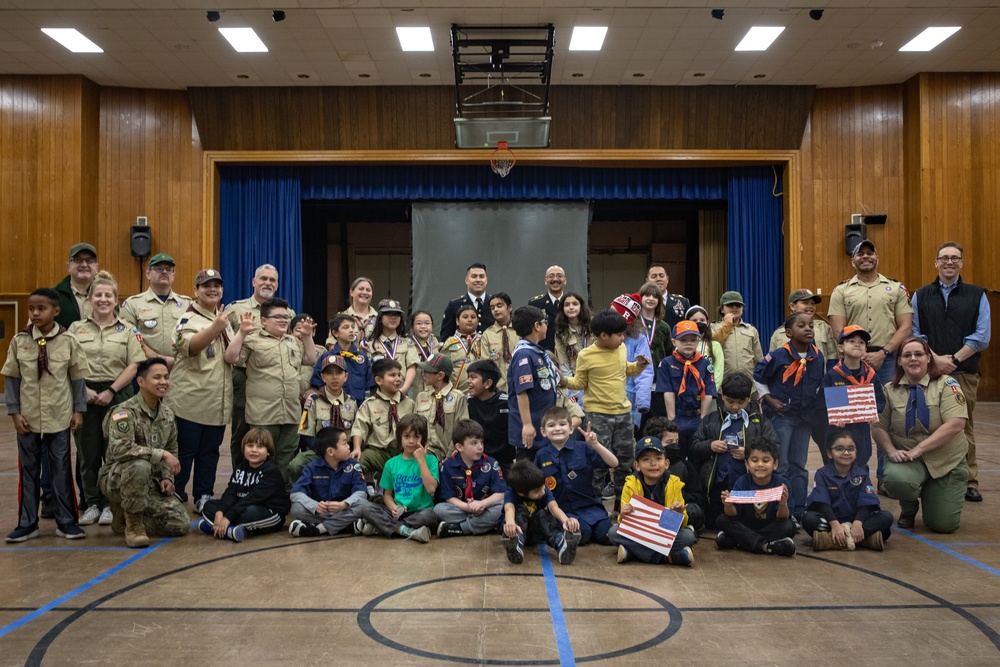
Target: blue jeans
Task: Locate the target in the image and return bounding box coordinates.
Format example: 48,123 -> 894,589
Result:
771,414 -> 811,517
174,418 -> 225,502
873,352 -> 895,479
609,524 -> 697,563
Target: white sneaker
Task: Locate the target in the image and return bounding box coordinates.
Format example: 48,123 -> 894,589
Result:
98,507 -> 114,526
193,495 -> 212,514
78,506 -> 101,526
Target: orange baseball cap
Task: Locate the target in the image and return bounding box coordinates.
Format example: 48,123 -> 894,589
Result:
673,320 -> 701,339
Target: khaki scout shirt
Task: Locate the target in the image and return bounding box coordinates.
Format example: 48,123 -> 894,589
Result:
343,305 -> 378,341
828,273 -> 913,348
351,389 -> 416,451
369,335 -> 419,370
879,374 -> 969,479
556,391 -> 586,422
444,334 -> 483,393
408,335 -> 440,397
69,317 -> 145,382
73,286 -> 93,323
237,330 -> 304,426
166,303 -> 233,426
555,326 -> 588,375
479,323 -> 520,393
2,326 -> 87,433
101,393 -> 178,482
119,289 -> 192,357
770,319 -> 838,364
299,388 -> 359,437
711,320 -> 763,380
415,382 -> 469,461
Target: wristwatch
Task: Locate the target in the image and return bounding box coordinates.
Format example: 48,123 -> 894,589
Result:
951,354 -> 960,366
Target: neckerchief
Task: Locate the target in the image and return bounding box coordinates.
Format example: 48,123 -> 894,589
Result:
513,339 -> 560,392
434,392 -> 447,428
500,325 -> 512,363
722,409 -> 750,431
780,343 -> 819,386
833,361 -> 875,386
906,383 -> 930,434
672,350 -> 706,398
24,323 -> 66,377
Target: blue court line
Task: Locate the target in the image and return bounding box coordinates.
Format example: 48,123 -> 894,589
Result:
898,529 -> 1000,578
0,538 -> 171,639
1,547 -> 133,552
538,545 -> 576,667
932,542 -> 1000,548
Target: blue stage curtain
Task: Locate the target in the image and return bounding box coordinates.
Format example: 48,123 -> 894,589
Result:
727,167 -> 785,340
219,166 -> 304,312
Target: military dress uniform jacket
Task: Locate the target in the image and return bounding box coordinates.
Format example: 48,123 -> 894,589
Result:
120,289 -> 193,357
528,293 -> 561,351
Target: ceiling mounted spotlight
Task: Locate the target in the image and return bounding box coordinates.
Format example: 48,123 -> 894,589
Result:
272,10 -> 286,22
809,9 -> 824,20
206,11 -> 220,23
711,9 -> 725,20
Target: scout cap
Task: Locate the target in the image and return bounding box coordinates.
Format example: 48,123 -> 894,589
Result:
418,352 -> 454,378
635,436 -> 665,456
720,291 -> 744,307
321,355 -> 348,373
69,243 -> 97,260
838,324 -> 872,344
148,253 -> 175,267
195,269 -> 223,286
852,239 -> 877,256
673,320 -> 700,339
377,298 -> 404,314
611,293 -> 642,324
788,288 -> 821,305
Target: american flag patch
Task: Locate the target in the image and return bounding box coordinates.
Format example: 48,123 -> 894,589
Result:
618,495 -> 684,557
825,385 -> 878,425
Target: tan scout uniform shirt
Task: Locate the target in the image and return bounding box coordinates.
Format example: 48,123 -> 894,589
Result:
444,333 -> 483,393
556,391 -> 586,422
101,393 -> 178,481
120,289 -> 192,357
415,382 -> 469,461
237,330 -> 304,426
370,335 -> 419,371
828,274 -> 913,349
69,317 -> 145,382
770,319 -> 838,364
343,304 -> 378,341
72,286 -> 93,323
879,374 -> 969,479
299,388 -> 358,437
555,327 -> 588,375
351,389 -> 416,451
167,303 -> 233,426
408,335 -> 440,397
711,320 -> 763,380
479,323 -> 520,393
3,326 -> 87,433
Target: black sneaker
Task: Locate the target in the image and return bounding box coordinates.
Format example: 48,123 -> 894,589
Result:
6,525 -> 40,543
55,524 -> 86,540
715,531 -> 737,550
436,522 -> 465,538
766,537 -> 796,557
298,523 -> 322,537
40,495 -> 56,519
501,534 -> 525,564
557,531 -> 581,565
601,482 -> 616,500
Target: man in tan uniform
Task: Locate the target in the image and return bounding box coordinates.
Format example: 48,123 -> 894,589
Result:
120,253 -> 192,366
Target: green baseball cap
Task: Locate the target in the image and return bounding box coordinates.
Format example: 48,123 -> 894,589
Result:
68,243 -> 97,260
720,291 -> 744,306
148,253 -> 175,267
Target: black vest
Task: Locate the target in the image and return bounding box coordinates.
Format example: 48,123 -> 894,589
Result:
915,277 -> 984,374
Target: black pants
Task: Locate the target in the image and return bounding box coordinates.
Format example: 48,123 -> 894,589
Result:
802,510 -> 893,540
16,430 -> 77,528
715,515 -> 797,553
201,500 -> 285,537
513,506 -> 564,548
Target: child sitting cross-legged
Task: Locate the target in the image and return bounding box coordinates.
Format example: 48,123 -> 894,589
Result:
288,426 -> 372,538
610,436 -> 697,567
804,428 -> 893,551
433,419 -> 507,538
500,459 -> 581,565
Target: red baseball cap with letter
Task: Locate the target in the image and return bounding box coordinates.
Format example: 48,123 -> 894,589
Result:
611,293 -> 642,324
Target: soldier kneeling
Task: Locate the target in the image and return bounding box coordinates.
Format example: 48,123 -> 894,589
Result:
99,357 -> 190,547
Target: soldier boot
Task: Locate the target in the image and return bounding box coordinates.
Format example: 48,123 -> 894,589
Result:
125,512 -> 150,548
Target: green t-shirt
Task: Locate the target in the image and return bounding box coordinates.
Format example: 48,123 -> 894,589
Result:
379,453 -> 440,510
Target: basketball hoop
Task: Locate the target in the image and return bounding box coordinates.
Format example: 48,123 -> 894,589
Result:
490,141 -> 516,178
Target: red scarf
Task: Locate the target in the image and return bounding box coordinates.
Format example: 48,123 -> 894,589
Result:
672,350 -> 706,398
781,343 -> 820,386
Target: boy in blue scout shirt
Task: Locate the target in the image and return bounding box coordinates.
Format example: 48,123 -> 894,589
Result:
533,406 -> 618,546
434,419 -> 507,537
804,428 -> 893,551
715,439 -> 797,556
288,426 -> 371,537
500,459 -> 581,564
507,306 -> 559,461
466,360 -> 514,475
311,313 -> 373,405
658,320 -> 718,459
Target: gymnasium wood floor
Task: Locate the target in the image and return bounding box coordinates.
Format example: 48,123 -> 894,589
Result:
3,408 -> 1000,666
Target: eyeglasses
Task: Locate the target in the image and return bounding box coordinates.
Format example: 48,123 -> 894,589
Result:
71,257 -> 97,265
936,255 -> 963,263
899,351 -> 927,359
264,314 -> 291,321
149,265 -> 174,273
831,446 -> 857,454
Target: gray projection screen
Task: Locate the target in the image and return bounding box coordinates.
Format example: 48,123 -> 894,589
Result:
411,202 -> 591,318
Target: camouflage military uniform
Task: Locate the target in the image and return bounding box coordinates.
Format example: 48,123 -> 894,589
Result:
99,393 -> 190,536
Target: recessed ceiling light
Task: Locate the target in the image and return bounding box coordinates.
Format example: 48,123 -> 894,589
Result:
571,73 -> 584,78
692,72 -> 706,78
753,73 -> 767,79
396,27 -> 433,51
218,28 -> 268,53
735,26 -> 785,52
297,74 -> 310,79
358,73 -> 371,78
41,28 -> 103,53
569,26 -> 607,51
632,72 -> 645,78
419,73 -> 432,78
899,27 -> 960,52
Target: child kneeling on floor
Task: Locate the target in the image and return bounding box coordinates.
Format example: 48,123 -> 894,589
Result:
500,459 -> 581,564
434,419 -> 507,537
609,436 -> 696,567
357,413 -> 439,543
715,439 -> 797,556
288,426 -> 372,537
804,428 -> 893,551
198,427 -> 290,542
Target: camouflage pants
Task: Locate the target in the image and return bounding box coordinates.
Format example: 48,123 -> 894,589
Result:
99,459 -> 190,536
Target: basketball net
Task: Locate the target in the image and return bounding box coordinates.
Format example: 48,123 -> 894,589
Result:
490,141 -> 515,178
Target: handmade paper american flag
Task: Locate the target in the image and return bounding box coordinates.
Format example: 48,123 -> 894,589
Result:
618,495 -> 684,557
726,486 -> 785,504
825,384 -> 878,425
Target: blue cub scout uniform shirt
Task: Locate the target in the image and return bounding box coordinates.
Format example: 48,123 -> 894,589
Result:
507,342 -> 557,448
504,486 -> 555,517
311,344 -> 374,405
440,453 -> 507,502
806,462 -> 880,523
753,345 -> 825,418
533,439 -> 608,525
731,472 -> 789,526
291,457 -> 367,502
656,354 -> 717,424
